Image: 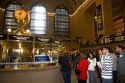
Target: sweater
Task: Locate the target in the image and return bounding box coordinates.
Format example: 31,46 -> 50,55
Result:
88,58 -> 96,71
112,54 -> 117,71
77,59 -> 89,80
101,53 -> 113,79
58,55 -> 72,72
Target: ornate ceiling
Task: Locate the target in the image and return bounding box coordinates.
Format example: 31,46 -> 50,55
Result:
0,0 -> 124,14
0,0 -> 85,14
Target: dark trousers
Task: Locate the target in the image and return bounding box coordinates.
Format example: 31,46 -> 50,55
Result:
102,78 -> 112,83
88,70 -> 97,83
113,71 -> 118,83
96,66 -> 102,83
78,79 -> 87,83
62,71 -> 71,83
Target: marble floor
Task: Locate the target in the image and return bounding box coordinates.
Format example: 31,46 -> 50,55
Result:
71,70 -> 101,83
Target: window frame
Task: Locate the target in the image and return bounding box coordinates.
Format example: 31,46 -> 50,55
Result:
30,4 -> 47,35
4,1 -> 22,31
54,6 -> 70,36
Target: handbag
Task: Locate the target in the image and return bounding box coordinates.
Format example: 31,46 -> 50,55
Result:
74,68 -> 81,75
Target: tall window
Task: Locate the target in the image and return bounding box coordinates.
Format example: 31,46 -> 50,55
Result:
55,7 -> 70,36
5,1 -> 22,30
30,4 -> 47,34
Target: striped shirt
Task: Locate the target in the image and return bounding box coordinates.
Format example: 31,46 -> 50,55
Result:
101,53 -> 113,79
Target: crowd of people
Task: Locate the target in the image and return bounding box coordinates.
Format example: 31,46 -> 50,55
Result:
58,45 -> 125,83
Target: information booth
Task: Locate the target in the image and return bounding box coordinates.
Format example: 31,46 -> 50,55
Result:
0,33 -> 63,83
0,33 -> 61,68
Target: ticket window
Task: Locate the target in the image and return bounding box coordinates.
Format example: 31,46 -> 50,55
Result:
34,43 -> 51,56
34,43 -> 60,62
6,41 -> 33,62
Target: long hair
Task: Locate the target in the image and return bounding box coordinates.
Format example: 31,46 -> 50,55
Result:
88,52 -> 95,59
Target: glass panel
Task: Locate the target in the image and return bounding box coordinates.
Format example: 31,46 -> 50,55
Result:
5,3 -> 21,29
31,14 -> 46,20
55,8 -> 69,36
30,5 -> 47,34
31,30 -> 46,34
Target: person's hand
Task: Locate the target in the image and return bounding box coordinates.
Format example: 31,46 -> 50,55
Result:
97,62 -> 101,68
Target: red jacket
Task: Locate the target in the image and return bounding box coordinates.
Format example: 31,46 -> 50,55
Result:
77,59 -> 89,80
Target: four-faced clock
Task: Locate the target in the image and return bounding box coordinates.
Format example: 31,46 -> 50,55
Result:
15,8 -> 27,20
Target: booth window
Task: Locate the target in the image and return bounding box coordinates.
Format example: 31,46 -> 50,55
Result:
5,1 -> 22,30
30,4 -> 47,34
54,7 -> 70,36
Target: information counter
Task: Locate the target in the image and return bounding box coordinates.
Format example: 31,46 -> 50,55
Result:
0,62 -> 63,83
0,33 -> 63,83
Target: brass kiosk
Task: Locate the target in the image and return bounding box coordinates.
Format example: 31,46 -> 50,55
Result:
0,33 -> 61,67
0,8 -> 63,83
0,34 -> 62,83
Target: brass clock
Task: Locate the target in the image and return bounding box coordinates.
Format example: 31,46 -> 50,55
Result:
15,8 -> 27,20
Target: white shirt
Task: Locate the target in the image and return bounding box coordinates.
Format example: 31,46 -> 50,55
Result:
88,58 -> 96,71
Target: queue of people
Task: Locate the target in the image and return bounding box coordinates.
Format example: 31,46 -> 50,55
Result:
58,45 -> 125,83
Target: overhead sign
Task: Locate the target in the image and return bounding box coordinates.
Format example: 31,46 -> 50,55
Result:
35,37 -> 52,43
9,35 -> 33,41
0,34 -> 7,40
53,40 -> 61,44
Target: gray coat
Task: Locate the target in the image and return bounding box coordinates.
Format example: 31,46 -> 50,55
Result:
117,51 -> 125,76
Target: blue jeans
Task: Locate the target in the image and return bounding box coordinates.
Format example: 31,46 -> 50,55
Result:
88,70 -> 97,83
62,71 -> 71,83
102,78 -> 112,83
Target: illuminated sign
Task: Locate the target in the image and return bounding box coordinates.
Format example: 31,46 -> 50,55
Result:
35,37 -> 52,43
35,55 -> 50,62
9,35 -> 33,41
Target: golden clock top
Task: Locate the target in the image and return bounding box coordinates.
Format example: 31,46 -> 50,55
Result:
15,8 -> 27,20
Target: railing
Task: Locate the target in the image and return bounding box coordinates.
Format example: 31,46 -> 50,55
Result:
80,32 -> 125,47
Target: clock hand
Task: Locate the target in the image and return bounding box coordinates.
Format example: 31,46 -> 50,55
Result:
19,11 -> 22,15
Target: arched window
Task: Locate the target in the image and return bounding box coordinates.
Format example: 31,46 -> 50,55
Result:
55,7 -> 70,36
30,4 -> 47,34
5,1 -> 22,30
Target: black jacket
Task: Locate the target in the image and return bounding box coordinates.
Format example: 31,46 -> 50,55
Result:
58,55 -> 72,72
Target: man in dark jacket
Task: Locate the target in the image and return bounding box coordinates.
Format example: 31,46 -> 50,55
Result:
115,45 -> 125,83
58,51 -> 72,83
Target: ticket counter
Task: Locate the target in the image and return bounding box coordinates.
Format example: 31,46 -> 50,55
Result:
0,64 -> 63,83
0,33 -> 62,83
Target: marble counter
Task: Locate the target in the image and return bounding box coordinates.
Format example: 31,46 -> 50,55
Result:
0,63 -> 63,83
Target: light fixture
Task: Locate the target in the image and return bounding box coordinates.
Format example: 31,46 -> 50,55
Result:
70,0 -> 90,16
48,12 -> 55,16
26,29 -> 30,33
48,0 -> 89,17
7,28 -> 12,32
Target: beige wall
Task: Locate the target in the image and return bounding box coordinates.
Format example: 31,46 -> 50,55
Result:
71,4 -> 96,41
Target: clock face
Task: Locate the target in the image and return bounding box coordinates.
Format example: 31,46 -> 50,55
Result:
15,9 -> 27,20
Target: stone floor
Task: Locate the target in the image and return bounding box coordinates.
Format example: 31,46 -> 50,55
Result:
71,70 -> 101,83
